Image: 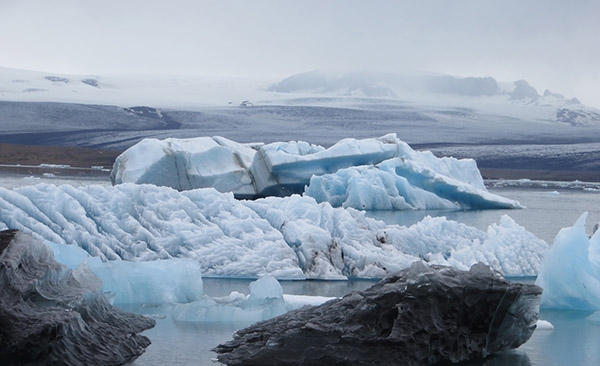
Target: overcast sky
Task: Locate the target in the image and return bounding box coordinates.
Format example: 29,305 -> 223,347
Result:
1,0 -> 599,107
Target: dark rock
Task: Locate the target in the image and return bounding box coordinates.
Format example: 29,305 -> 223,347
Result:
0,230 -> 155,365
214,262 -> 542,365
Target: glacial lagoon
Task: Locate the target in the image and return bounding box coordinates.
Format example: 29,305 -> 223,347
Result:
132,183 -> 600,366
2,172 -> 600,365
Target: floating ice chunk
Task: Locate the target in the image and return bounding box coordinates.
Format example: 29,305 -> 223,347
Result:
305,157 -> 522,210
1,183 -> 303,279
250,135 -> 399,197
110,137 -> 258,197
536,212 -> 600,310
282,294 -> 335,308
545,191 -> 561,196
46,240 -> 91,269
437,215 -> 548,276
535,320 -> 555,331
171,276 -> 334,325
248,276 -> 283,301
110,134 -> 520,210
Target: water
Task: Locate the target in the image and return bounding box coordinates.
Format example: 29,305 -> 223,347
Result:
130,184 -> 600,366
368,185 -> 600,244
3,173 -> 600,365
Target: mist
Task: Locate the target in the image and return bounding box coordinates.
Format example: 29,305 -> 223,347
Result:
0,0 -> 598,107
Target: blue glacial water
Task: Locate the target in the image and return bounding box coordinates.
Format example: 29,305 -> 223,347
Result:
130,184 -> 600,366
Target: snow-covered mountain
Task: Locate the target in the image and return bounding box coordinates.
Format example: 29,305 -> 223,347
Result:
268,71 -> 599,126
2,67 -> 600,179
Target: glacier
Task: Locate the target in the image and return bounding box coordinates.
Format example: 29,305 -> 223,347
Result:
110,133 -> 522,210
0,183 -> 546,279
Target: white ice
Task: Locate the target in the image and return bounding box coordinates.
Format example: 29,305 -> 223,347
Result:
0,182 -> 547,279
535,320 -> 555,331
536,212 -> 600,311
110,133 -> 522,210
171,276 -> 335,326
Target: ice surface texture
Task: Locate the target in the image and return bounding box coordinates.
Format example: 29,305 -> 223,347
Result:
214,262 -> 542,366
0,230 -> 155,365
0,184 -> 547,278
110,133 -> 522,209
536,212 -> 600,310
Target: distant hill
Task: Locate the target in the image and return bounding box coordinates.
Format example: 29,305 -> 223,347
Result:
2,67 -> 600,181
267,71 -> 598,126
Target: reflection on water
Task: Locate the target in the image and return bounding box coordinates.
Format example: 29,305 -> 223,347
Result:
520,310 -> 600,366
132,317 -> 238,366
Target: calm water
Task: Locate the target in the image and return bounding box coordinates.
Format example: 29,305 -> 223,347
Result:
130,184 -> 600,366
2,173 -> 600,365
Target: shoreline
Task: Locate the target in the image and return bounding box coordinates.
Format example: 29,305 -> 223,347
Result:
479,168 -> 600,184
0,143 -> 121,168
2,143 -> 599,185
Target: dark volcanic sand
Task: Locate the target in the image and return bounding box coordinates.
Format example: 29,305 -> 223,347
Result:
0,143 -> 121,167
1,143 -> 597,183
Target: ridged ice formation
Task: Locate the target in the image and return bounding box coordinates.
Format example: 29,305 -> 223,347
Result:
0,184 -> 548,278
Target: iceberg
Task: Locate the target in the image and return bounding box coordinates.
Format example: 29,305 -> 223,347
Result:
0,230 -> 155,365
305,157 -> 522,210
536,212 -> 600,310
214,262 -> 542,366
110,133 -> 522,210
0,183 -> 547,279
110,136 -> 259,197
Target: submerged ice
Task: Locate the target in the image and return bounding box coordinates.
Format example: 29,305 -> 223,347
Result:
110,133 -> 521,210
0,183 -> 547,279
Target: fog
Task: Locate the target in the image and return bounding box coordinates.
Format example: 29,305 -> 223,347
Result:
0,0 -> 598,107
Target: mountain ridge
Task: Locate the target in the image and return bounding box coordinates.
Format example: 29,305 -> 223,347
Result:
2,67 -> 600,181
